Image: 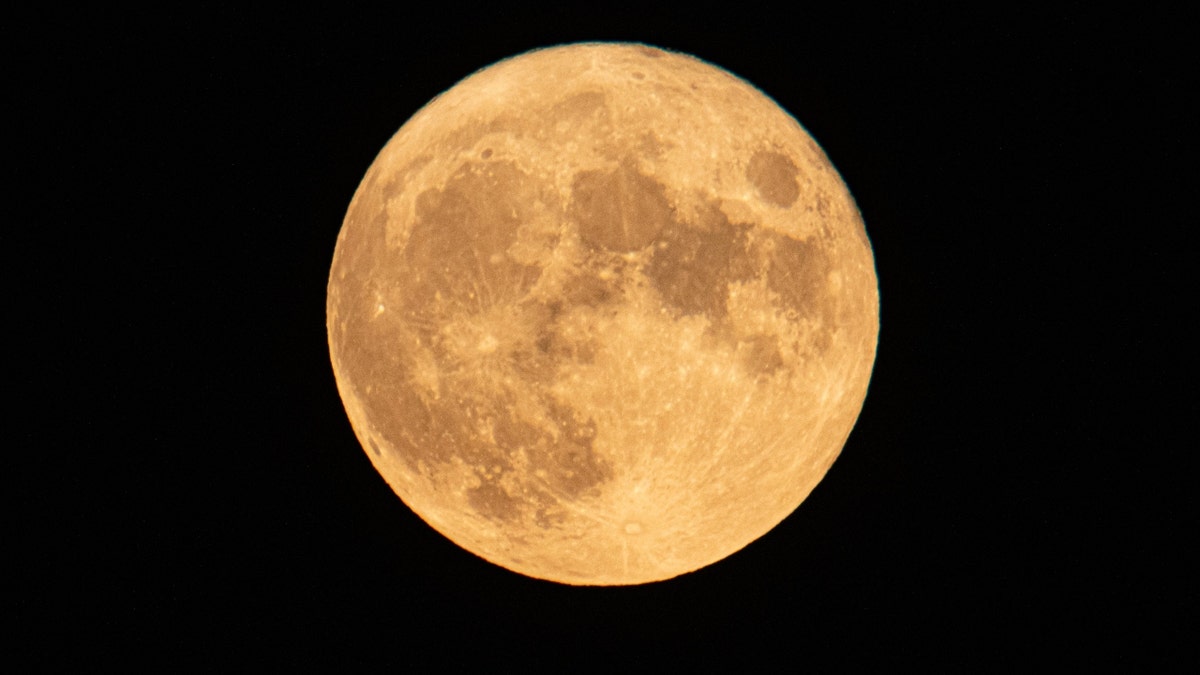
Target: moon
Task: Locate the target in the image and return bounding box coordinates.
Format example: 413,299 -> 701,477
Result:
326,43 -> 879,585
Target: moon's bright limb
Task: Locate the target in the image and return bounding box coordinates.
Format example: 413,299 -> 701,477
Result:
327,43 -> 879,585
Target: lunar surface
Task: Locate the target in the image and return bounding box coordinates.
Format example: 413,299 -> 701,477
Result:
327,43 -> 879,585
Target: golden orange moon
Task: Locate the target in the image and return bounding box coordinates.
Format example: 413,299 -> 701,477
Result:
327,43 -> 879,585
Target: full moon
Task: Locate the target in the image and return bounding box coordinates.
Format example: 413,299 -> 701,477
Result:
327,43 -> 879,585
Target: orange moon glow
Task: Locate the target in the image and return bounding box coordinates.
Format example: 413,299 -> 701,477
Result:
327,43 -> 879,585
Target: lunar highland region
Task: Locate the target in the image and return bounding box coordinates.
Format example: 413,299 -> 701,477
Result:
327,43 -> 879,585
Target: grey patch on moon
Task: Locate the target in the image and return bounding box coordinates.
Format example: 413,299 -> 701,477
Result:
534,320 -> 598,367
760,231 -> 832,323
747,150 -> 800,207
466,477 -> 526,524
529,271 -> 617,366
462,398 -> 611,524
352,362 -> 612,527
735,334 -> 786,379
569,163 -> 673,252
558,267 -> 621,309
746,229 -> 837,358
405,160 -> 549,314
635,131 -> 668,158
353,375 -> 440,474
644,212 -> 754,320
339,154 -> 618,526
547,91 -> 612,141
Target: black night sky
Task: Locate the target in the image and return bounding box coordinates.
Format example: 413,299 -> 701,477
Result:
14,6 -> 1190,668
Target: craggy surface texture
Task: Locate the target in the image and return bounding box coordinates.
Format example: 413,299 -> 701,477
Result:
327,43 -> 879,585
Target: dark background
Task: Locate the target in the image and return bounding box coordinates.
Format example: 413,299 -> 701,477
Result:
14,6 -> 1190,668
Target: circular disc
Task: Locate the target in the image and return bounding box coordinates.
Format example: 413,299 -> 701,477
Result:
327,43 -> 879,585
